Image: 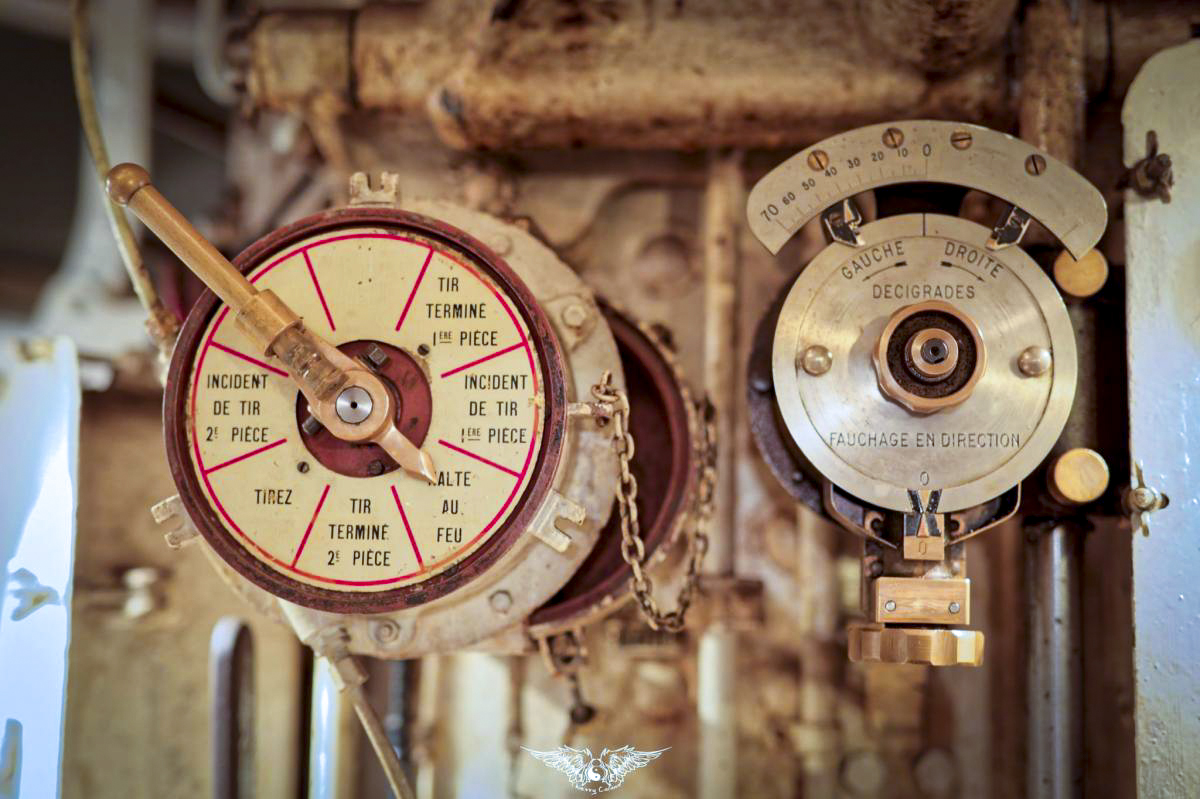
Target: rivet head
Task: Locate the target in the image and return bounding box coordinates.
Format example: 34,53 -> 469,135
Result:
489,590 -> 513,614
884,600 -> 897,612
1018,346 -> 1052,377
948,601 -> 961,614
801,345 -> 833,376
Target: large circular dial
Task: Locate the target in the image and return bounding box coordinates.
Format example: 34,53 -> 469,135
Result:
771,213 -> 1076,513
166,209 -> 566,613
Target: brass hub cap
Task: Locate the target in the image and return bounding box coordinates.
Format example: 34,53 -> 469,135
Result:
874,300 -> 986,414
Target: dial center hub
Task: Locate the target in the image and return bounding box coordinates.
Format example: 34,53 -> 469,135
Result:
874,299 -> 986,414
295,339 -> 433,479
336,386 -> 374,424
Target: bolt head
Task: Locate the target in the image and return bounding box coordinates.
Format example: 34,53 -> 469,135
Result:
800,345 -> 833,376
1018,346 -> 1052,376
488,234 -> 512,256
561,303 -> 590,330
948,601 -> 961,614
365,344 -> 389,368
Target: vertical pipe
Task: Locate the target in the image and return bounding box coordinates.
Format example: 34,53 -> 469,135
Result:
794,507 -> 841,798
308,658 -> 361,799
1019,8 -> 1086,797
1026,522 -> 1082,799
697,150 -> 742,799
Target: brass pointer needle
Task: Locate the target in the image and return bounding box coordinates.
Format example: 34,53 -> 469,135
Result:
107,163 -> 437,483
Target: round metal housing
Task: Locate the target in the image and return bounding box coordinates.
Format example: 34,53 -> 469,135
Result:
768,213 -> 1077,513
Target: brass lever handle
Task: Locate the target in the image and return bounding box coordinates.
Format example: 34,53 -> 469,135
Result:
107,163 -> 436,483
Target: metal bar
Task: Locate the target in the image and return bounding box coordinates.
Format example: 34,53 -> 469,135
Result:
697,151 -> 742,799
1026,522 -> 1083,799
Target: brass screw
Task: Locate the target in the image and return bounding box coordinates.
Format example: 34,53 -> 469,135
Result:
1026,154 -> 1047,176
807,150 -> 830,171
951,130 -> 973,150
882,127 -> 904,149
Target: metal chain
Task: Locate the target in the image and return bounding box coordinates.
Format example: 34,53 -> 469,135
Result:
591,371 -> 715,633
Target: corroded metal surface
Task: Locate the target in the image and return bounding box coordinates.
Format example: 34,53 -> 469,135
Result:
247,0 -> 1013,151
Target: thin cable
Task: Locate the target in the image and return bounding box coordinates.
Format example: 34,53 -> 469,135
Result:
69,0 -> 180,360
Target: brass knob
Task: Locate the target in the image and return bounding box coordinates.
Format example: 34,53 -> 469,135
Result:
847,623 -> 984,667
1053,248 -> 1108,298
1047,447 -> 1110,505
106,163 -> 152,205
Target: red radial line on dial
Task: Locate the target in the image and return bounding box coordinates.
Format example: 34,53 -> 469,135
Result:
437,439 -> 521,478
203,437 -> 288,474
439,341 -> 527,379
391,485 -> 425,571
395,247 -> 434,332
290,483 -> 331,568
303,251 -> 336,331
209,341 -> 289,378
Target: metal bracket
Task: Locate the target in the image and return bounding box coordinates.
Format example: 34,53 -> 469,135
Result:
987,205 -> 1033,250
150,494 -> 200,549
348,172 -> 401,206
527,490 -> 586,553
821,198 -> 865,246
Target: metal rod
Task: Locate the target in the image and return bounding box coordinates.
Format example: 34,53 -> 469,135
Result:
344,681 -> 416,799
68,0 -> 180,359
697,150 -> 742,799
1026,521 -> 1083,799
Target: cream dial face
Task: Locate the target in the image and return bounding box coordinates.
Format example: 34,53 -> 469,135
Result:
185,226 -> 546,592
772,213 -> 1076,512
